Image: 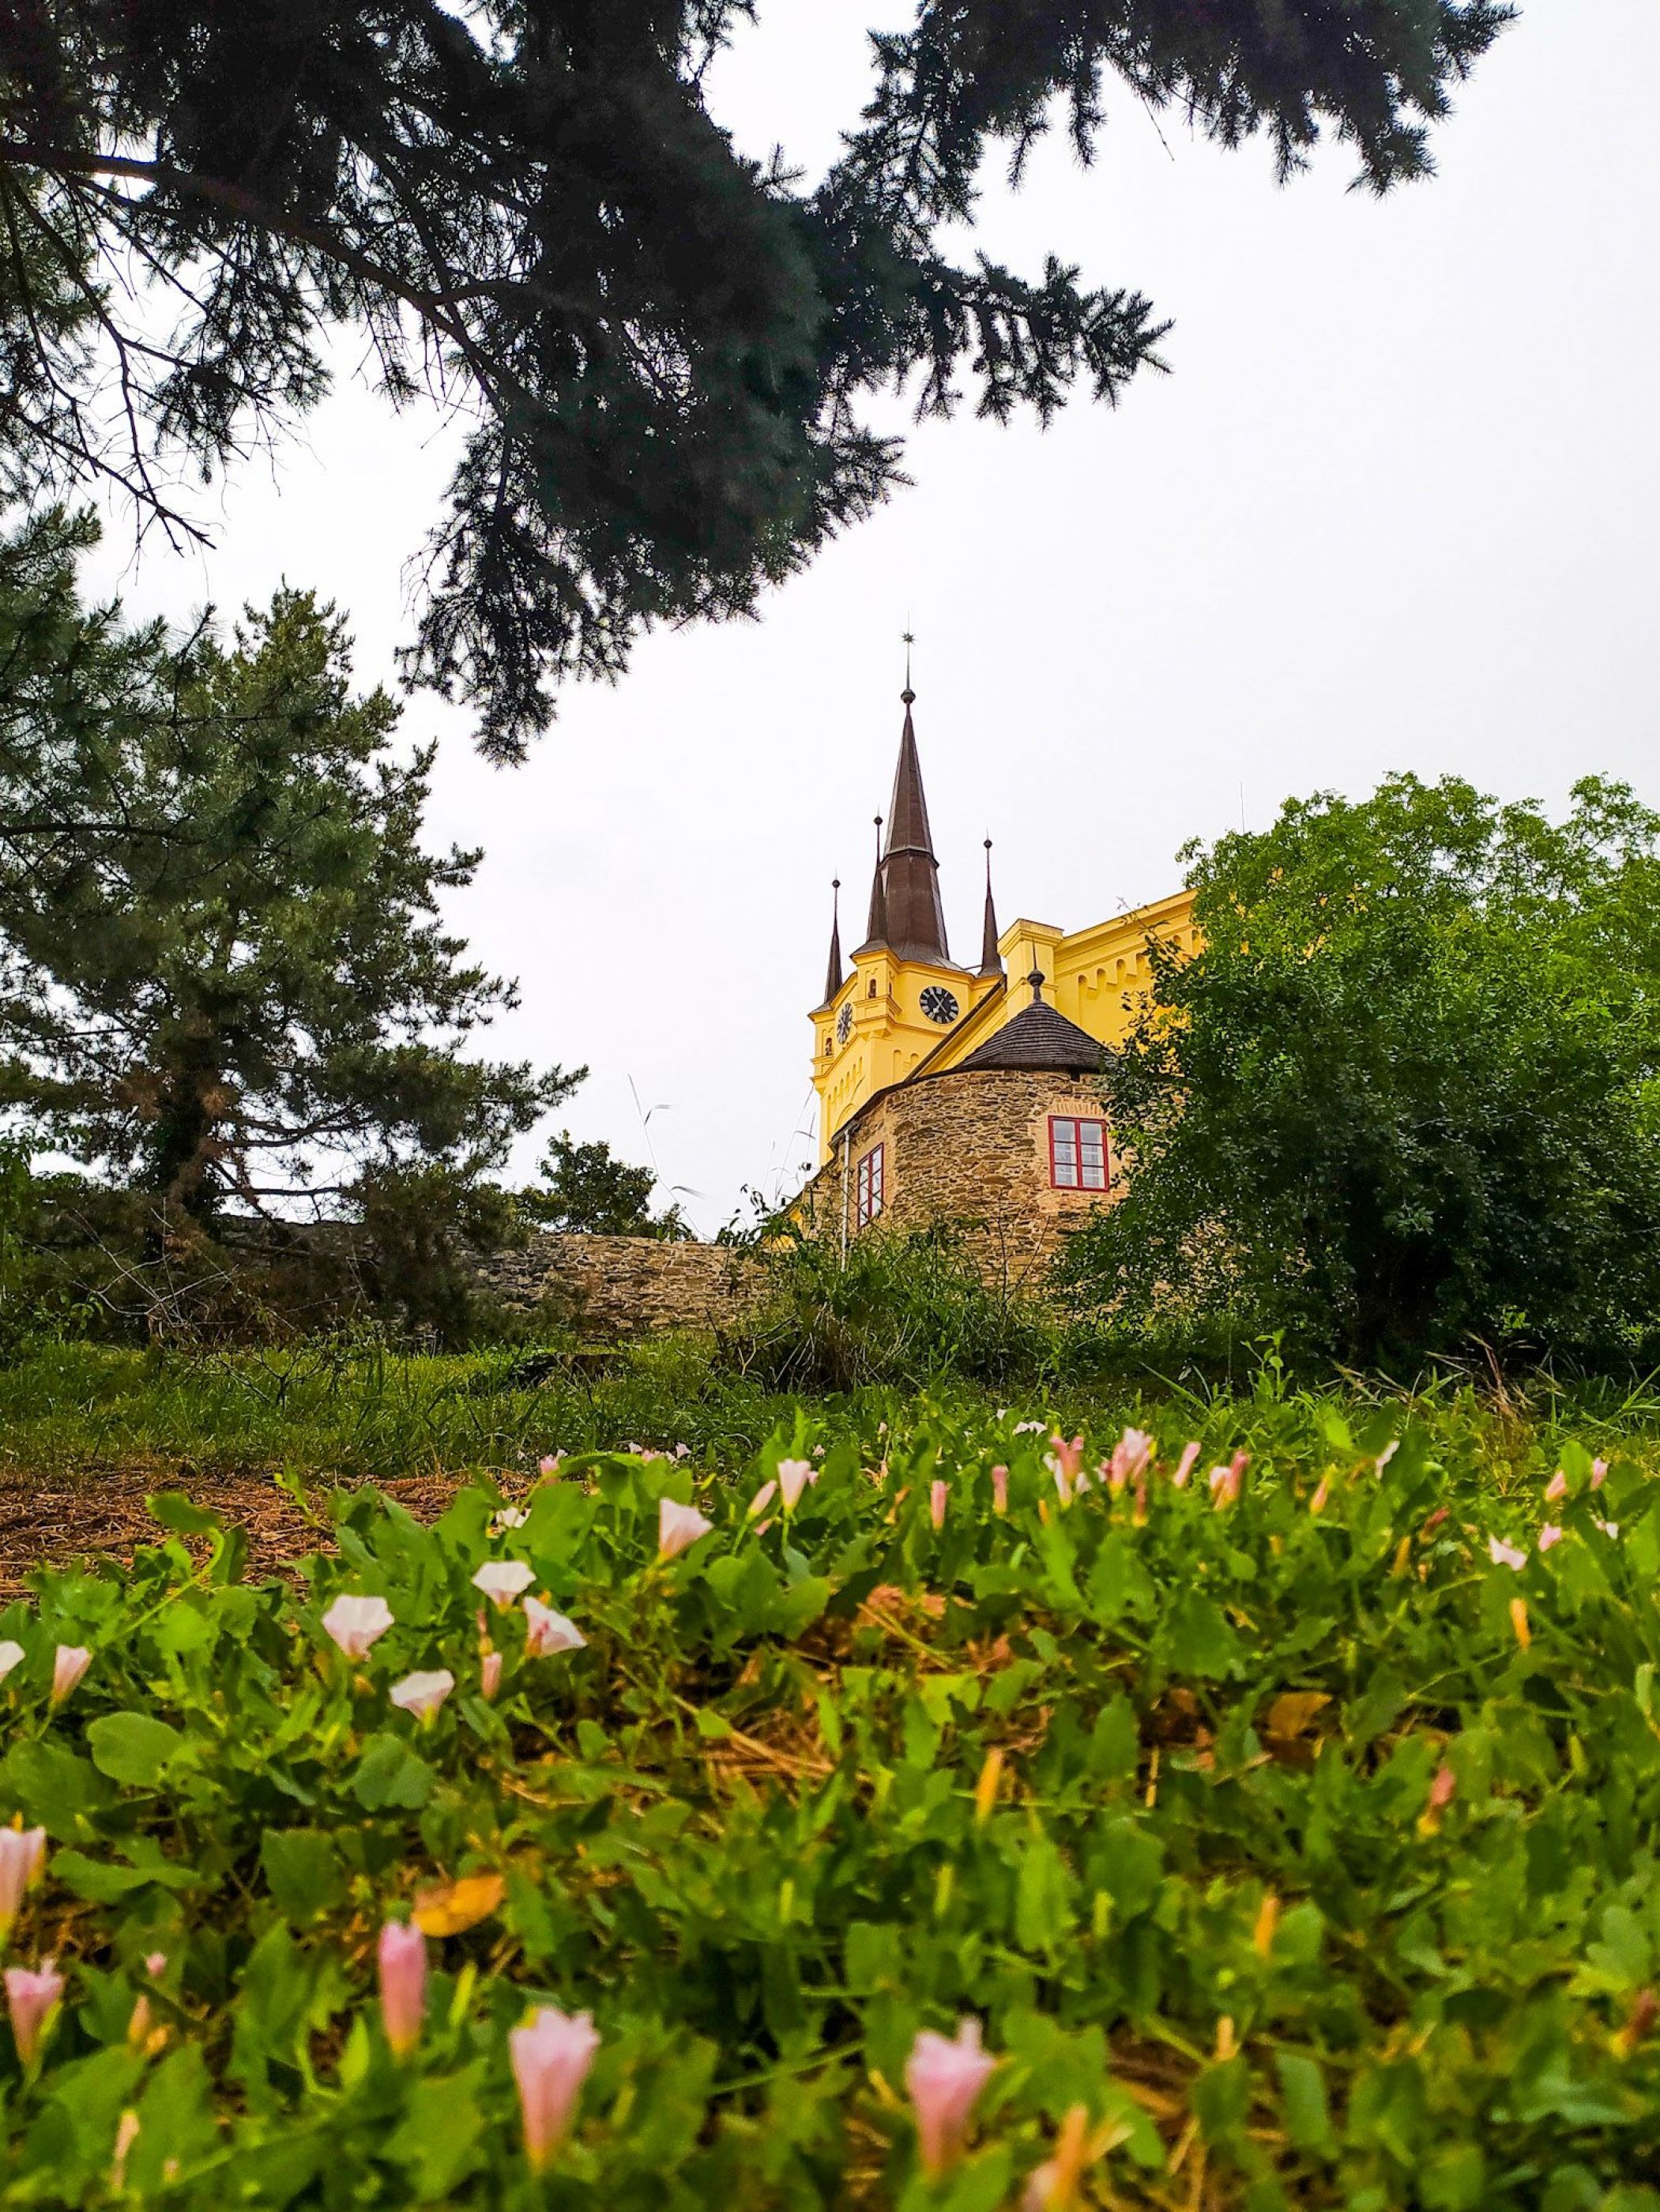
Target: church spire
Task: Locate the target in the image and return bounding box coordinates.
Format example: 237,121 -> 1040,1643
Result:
822,878 -> 844,1004
856,683 -> 951,963
977,838 -> 1003,976
863,814 -> 888,947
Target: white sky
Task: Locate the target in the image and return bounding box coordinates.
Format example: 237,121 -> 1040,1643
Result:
83,1 -> 1660,1235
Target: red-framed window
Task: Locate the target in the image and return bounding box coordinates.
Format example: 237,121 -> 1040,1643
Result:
855,1142 -> 885,1228
1048,1115 -> 1108,1192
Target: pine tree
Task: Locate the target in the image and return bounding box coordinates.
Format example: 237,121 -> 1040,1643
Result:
0,2 -> 1511,756
0,507 -> 573,1226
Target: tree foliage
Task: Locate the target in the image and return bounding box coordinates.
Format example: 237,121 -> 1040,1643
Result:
1065,775 -> 1660,1367
0,506 -> 574,1226
0,1 -> 1511,754
524,1130 -> 691,1240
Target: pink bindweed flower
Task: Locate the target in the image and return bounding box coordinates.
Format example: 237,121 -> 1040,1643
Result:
1545,1469 -> 1568,1503
321,1594 -> 394,1659
1429,1763 -> 1458,1811
0,1826 -> 46,1938
510,2006 -> 600,2172
1014,1420 -> 1045,1435
0,1640 -> 23,1684
658,1499 -> 713,1560
390,1669 -> 454,1722
1375,1440 -> 1399,1475
1488,1536 -> 1528,1571
491,1507 -> 529,1533
378,1920 -> 427,2059
1538,1523 -> 1564,1552
1309,1476 -> 1331,1516
1171,1442 -> 1201,1489
480,1650 -> 503,1700
991,1465 -> 1009,1516
523,1599 -> 586,1657
777,1459 -> 818,1511
1050,1435 -> 1086,1485
6,1959 -> 62,2064
472,1560 -> 536,1609
905,2018 -> 998,2176
1109,1428 -> 1154,1495
1208,1462 -> 1242,1509
0,1826 -> 46,1943
1592,1458 -> 1609,1489
111,2109 -> 140,2188
145,1953 -> 168,1981
537,1454 -> 563,1478
50,1646 -> 91,1705
930,1480 -> 948,1531
747,1480 -> 777,1519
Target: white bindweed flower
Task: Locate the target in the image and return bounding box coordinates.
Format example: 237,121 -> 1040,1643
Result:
472,1560 -> 536,1608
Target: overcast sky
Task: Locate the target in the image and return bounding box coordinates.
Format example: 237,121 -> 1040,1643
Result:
84,2 -> 1660,1235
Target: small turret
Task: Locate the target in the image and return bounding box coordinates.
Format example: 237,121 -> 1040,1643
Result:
821,878 -> 843,1006
978,839 -> 1003,976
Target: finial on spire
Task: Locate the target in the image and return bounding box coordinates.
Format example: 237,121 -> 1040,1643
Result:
901,628 -> 915,706
1027,967 -> 1045,1004
978,837 -> 1003,976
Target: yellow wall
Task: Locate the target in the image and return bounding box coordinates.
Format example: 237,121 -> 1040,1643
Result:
810,888 -> 1199,1161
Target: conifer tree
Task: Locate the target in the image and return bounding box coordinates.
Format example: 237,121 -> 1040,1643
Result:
0,507 -> 571,1225
0,2 -> 1511,755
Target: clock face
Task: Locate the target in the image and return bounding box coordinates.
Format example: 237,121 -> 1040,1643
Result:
920,984 -> 960,1026
836,1004 -> 853,1046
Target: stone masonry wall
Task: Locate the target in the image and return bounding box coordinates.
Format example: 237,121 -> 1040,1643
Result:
798,1069 -> 1117,1284
480,1232 -> 761,1337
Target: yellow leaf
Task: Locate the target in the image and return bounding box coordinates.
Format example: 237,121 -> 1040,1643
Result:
412,1872 -> 506,1936
1264,1691 -> 1330,1741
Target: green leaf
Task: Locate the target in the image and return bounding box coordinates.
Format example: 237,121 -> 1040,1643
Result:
1169,1590 -> 1239,1680
1275,2050 -> 1334,2152
352,1731 -> 435,1810
386,2065 -> 488,2200
146,1491 -> 224,1536
261,1828 -> 348,1921
86,1710 -> 184,1786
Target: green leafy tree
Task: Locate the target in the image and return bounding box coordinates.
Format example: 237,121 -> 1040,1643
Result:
525,1131 -> 691,1240
0,2 -> 1510,754
0,506 -> 574,1229
1065,775 -> 1660,1366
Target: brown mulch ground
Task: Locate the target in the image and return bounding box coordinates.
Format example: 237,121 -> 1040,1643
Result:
0,1467 -> 467,1596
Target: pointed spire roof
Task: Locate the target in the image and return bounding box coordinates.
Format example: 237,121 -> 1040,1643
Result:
978,839 -> 1002,976
957,966 -> 1105,1075
821,878 -> 844,1006
862,815 -> 888,948
855,687 -> 953,963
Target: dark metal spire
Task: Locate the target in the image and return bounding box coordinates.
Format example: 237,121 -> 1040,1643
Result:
865,687 -> 950,963
863,814 -> 888,947
822,878 -> 843,1005
977,837 -> 1002,976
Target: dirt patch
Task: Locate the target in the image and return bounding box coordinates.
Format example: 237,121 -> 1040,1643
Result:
0,1467 -> 471,1595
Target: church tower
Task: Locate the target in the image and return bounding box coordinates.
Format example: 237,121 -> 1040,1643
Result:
811,686 -> 996,1164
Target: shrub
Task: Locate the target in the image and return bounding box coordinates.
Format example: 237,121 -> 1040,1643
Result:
1067,775 -> 1660,1371
720,1226 -> 1065,1392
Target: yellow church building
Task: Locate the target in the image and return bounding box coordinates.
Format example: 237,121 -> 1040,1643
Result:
802,683 -> 1197,1268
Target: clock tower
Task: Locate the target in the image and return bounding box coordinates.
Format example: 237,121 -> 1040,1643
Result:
810,687 -> 996,1163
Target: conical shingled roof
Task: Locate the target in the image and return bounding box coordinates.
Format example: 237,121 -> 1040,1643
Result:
956,975 -> 1105,1076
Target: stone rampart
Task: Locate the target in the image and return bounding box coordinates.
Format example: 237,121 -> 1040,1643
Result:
480,1232 -> 761,1337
